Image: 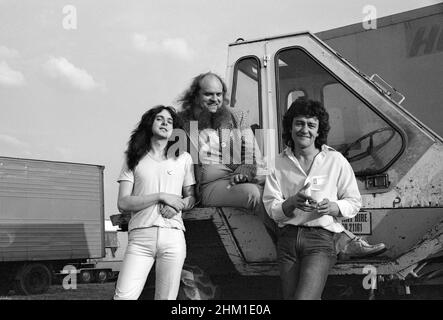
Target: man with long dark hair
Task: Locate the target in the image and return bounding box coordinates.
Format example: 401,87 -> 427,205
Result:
114,106 -> 196,300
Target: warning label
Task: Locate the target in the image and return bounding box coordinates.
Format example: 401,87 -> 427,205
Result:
342,211 -> 372,235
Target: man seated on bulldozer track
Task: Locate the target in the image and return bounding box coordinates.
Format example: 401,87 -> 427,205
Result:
175,72 -> 386,259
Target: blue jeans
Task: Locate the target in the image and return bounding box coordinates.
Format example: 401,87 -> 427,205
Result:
277,225 -> 337,300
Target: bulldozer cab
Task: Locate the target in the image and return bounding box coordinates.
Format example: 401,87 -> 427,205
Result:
219,32 -> 443,280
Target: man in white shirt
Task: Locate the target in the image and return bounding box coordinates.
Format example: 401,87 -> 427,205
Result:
114,106 -> 196,300
263,98 -> 375,299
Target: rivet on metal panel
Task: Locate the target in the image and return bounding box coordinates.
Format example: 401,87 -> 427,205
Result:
393,197 -> 401,208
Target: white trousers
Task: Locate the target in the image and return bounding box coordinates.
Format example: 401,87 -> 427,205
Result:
113,226 -> 186,300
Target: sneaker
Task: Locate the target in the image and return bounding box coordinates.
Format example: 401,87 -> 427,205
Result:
341,237 -> 386,259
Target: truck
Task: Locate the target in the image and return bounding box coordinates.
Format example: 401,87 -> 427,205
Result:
0,156 -> 110,295
85,220 -> 128,282
111,3 -> 443,299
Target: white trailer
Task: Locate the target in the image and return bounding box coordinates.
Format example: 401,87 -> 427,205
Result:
0,156 -> 106,295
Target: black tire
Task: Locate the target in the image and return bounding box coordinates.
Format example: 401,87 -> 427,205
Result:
96,270 -> 109,283
80,270 -> 94,284
14,263 -> 52,295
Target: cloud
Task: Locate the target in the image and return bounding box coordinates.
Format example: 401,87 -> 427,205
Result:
0,61 -> 26,87
0,46 -> 19,59
132,33 -> 194,60
0,134 -> 31,156
45,56 -> 103,91
56,147 -> 74,161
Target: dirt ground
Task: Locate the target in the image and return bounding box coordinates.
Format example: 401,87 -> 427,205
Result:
1,276 -> 443,300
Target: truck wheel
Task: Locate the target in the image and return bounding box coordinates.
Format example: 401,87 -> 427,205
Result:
96,270 -> 109,283
14,263 -> 52,295
80,270 -> 93,283
178,264 -> 219,300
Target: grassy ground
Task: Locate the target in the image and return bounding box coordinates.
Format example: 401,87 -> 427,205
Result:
0,275 -> 281,300
2,276 -> 443,300
0,282 -> 116,300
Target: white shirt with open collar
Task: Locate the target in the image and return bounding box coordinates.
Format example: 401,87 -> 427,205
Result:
262,145 -> 362,233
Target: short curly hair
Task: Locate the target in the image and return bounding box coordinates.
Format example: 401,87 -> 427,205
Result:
282,98 -> 330,150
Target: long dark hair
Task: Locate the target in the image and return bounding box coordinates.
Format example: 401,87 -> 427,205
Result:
125,105 -> 183,171
177,72 -> 229,111
282,98 -> 330,150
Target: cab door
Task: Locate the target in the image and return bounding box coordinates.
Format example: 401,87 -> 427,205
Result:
223,41 -> 278,263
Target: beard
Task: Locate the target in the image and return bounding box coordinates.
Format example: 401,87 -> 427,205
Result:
196,105 -> 233,130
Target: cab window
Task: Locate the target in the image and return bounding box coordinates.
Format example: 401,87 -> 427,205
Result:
276,48 -> 403,176
231,56 -> 262,130
287,89 -> 306,107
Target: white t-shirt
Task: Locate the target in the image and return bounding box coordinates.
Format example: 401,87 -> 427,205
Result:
118,152 -> 196,232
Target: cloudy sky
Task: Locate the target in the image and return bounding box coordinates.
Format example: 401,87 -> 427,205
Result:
0,0 -> 438,218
